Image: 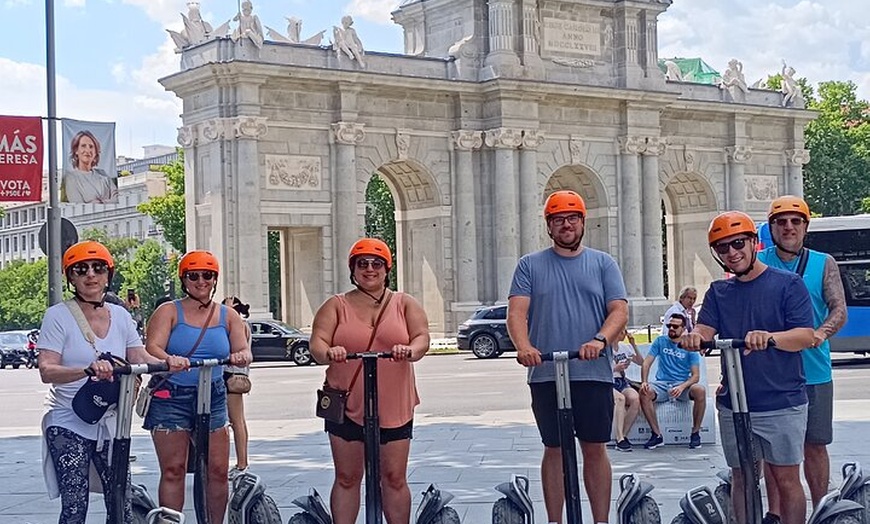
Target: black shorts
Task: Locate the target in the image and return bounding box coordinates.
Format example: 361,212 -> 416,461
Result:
325,418 -> 413,444
530,380 -> 614,447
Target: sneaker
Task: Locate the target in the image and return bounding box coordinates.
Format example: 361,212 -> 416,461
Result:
616,438 -> 632,452
689,431 -> 702,449
228,466 -> 248,481
762,512 -> 782,524
643,433 -> 664,449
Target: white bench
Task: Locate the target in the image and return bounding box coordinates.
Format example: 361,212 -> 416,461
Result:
614,343 -> 717,445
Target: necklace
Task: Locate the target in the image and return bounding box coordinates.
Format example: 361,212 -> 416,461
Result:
358,287 -> 387,305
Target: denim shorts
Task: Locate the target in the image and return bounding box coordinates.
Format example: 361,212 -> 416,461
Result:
650,380 -> 693,403
143,379 -> 228,432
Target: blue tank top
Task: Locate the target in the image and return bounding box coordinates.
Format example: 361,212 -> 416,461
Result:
166,301 -> 230,386
758,247 -> 831,384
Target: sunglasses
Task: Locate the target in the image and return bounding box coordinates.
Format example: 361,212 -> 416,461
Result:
713,237 -> 750,255
772,217 -> 805,227
549,213 -> 583,227
184,271 -> 216,282
355,258 -> 386,270
666,324 -> 684,330
70,261 -> 109,276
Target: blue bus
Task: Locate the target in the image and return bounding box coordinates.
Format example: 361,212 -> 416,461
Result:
801,215 -> 870,355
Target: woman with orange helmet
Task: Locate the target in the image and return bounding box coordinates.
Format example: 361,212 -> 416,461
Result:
309,238 -> 430,523
682,210 -> 816,524
143,250 -> 252,522
37,241 -> 185,523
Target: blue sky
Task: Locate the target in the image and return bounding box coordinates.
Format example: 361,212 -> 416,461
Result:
1,0 -> 867,158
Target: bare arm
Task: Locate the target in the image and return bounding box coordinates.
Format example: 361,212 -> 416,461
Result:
226,309 -> 253,367
627,333 -> 644,365
599,299 -> 629,346
38,349 -> 92,384
817,255 -> 848,340
145,302 -> 176,360
682,365 -> 700,388
507,295 -> 539,367
310,296 -> 340,364
401,294 -> 430,362
640,354 -> 654,383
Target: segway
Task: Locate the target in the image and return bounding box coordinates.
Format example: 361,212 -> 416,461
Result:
492,474 -> 534,523
615,473 -> 661,524
536,350 -> 585,524
838,462 -> 870,524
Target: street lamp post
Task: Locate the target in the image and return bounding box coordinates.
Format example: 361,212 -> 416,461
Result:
46,0 -> 63,305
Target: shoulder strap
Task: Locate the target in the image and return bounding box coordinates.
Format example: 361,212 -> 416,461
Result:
795,248 -> 810,278
347,291 -> 395,392
185,301 -> 217,358
65,299 -> 98,356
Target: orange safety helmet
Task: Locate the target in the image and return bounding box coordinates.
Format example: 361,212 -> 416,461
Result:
544,190 -> 587,219
768,195 -> 810,222
63,241 -> 114,273
178,250 -> 220,278
348,238 -> 392,269
708,211 -> 758,245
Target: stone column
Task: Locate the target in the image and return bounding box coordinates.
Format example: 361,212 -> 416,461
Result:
485,127 -> 523,301
726,145 -> 752,211
519,0 -> 542,71
331,122 -> 365,293
641,137 -> 665,299
484,0 -> 520,69
785,148 -> 810,197
452,130 -> 483,304
618,136 -> 644,297
519,130 -> 544,255
232,116 -> 270,317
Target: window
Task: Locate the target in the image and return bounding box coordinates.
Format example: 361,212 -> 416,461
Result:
29,208 -> 36,222
30,233 -> 35,250
13,236 -> 17,252
39,207 -> 45,220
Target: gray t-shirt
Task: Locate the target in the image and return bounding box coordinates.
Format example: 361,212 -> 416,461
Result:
509,247 -> 627,384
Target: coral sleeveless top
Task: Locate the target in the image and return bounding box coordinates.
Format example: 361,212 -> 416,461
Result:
323,292 -> 420,427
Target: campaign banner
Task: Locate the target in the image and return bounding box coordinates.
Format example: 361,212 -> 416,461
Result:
0,115 -> 44,202
61,118 -> 118,204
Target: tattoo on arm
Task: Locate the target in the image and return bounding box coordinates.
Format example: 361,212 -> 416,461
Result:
820,256 -> 847,337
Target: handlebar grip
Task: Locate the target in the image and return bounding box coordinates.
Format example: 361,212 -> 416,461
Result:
188,357 -> 231,368
698,338 -> 777,351
346,351 -> 393,360
540,350 -> 582,361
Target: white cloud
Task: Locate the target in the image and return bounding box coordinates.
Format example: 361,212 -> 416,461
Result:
344,0 -> 399,25
0,56 -> 180,157
3,0 -> 33,7
658,0 -> 870,99
120,0 -> 188,27
63,0 -> 85,7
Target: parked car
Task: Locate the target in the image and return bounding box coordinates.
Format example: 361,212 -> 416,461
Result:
249,319 -> 313,366
456,305 -> 515,359
0,331 -> 30,370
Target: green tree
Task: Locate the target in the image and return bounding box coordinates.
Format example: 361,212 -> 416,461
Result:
861,197 -> 870,214
122,240 -> 172,322
80,227 -> 141,293
0,259 -> 50,330
802,81 -> 870,216
365,174 -> 397,288
268,230 -> 282,319
138,150 -> 186,253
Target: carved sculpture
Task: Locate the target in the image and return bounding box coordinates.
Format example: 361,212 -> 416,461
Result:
664,60 -> 683,82
167,1 -> 229,53
448,35 -> 474,78
266,17 -> 325,45
231,0 -> 264,49
719,59 -> 749,102
333,16 -> 366,68
780,60 -> 804,108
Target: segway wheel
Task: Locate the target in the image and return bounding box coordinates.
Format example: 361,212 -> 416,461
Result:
713,483 -> 731,523
244,493 -> 282,524
626,496 -> 662,524
492,498 -> 525,524
426,505 -> 461,524
669,513 -> 691,524
287,512 -> 320,524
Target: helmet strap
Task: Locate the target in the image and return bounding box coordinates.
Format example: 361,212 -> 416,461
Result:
710,246 -> 757,278
180,282 -> 216,309
547,225 -> 584,252
72,290 -> 105,309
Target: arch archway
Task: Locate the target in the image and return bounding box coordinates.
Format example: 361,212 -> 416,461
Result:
372,159 -> 449,334
663,172 -> 719,298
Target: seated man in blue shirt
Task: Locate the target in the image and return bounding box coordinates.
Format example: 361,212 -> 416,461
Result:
639,313 -> 706,450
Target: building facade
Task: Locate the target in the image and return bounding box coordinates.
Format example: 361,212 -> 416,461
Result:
160,0 -> 814,334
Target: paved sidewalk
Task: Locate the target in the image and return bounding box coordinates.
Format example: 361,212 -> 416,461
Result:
1,409 -> 868,523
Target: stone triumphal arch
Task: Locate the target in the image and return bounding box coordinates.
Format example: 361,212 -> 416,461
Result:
161,0 -> 814,334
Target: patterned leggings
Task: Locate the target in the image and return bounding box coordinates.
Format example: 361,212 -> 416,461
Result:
45,426 -> 132,524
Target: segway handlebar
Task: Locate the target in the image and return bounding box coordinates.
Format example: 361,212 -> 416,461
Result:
188,357 -> 231,368
346,351 -> 394,359
539,348 -> 607,361
698,338 -> 777,351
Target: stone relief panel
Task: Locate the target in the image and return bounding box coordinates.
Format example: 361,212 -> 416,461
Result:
745,175 -> 778,202
664,172 -> 717,213
265,155 -> 322,190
